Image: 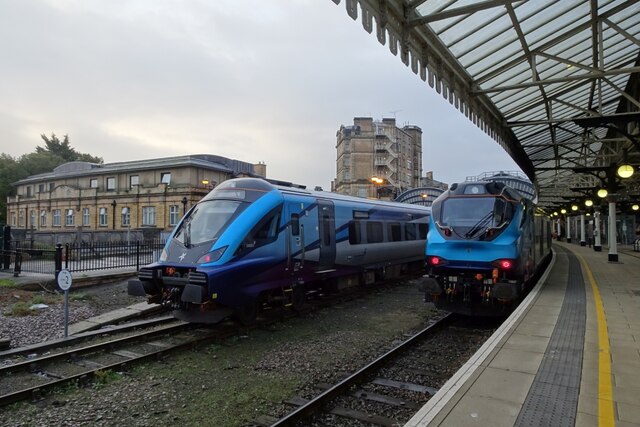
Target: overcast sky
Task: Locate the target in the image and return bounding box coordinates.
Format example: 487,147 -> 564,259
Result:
0,0 -> 522,189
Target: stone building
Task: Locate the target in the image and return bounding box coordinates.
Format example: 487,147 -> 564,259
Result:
6,154 -> 265,242
334,117 -> 422,199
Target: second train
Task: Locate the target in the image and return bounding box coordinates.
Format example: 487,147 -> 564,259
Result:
419,180 -> 552,316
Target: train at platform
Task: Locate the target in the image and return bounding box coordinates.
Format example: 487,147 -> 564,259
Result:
129,177 -> 431,323
418,180 -> 552,316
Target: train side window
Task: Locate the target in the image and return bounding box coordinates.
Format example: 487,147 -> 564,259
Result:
291,213 -> 300,236
405,223 -> 417,240
349,220 -> 362,244
367,221 -> 383,243
388,222 -> 402,242
418,223 -> 428,239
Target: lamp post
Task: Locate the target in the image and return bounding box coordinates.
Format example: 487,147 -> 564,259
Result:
181,196 -> 188,215
111,200 -> 116,230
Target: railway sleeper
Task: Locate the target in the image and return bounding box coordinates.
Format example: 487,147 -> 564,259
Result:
283,396 -> 400,427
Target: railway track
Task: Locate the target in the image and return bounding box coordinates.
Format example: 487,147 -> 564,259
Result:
259,313 -> 497,427
0,318 -> 213,408
0,276 -> 429,411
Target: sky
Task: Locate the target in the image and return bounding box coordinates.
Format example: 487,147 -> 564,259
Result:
0,0 -> 522,190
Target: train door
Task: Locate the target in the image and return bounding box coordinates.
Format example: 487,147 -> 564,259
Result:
317,199 -> 336,272
285,202 -> 305,273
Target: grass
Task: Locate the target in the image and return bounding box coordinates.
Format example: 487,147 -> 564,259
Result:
30,294 -> 47,305
93,370 -> 121,389
0,279 -> 17,288
70,292 -> 93,302
5,301 -> 35,316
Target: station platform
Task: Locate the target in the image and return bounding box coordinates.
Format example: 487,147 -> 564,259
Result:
406,242 -> 640,427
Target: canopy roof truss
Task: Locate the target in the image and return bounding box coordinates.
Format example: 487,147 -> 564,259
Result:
333,0 -> 640,210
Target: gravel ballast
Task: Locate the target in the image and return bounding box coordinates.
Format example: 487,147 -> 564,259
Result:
0,280 -> 494,427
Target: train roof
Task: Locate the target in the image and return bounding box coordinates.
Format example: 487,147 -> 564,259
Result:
445,181 -> 523,202
209,177 -> 431,213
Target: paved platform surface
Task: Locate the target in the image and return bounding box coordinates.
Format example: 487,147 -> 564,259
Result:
406,242 -> 640,427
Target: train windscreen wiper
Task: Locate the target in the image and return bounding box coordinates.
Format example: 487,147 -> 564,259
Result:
465,211 -> 494,239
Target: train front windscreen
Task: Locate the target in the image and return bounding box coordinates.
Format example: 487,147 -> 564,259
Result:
438,197 -> 513,239
173,200 -> 249,247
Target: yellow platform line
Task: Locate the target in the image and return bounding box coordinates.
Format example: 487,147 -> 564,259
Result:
577,252 -> 615,427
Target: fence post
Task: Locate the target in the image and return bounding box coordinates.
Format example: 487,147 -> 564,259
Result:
13,251 -> 22,277
3,226 -> 11,270
136,241 -> 140,270
64,243 -> 71,270
55,243 -> 63,282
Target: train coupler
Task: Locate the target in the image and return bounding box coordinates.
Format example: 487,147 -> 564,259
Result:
417,277 -> 442,303
462,283 -> 471,303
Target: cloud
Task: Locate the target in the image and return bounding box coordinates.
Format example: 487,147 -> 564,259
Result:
0,0 -> 522,190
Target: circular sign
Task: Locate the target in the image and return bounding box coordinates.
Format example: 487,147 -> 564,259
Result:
57,269 -> 73,291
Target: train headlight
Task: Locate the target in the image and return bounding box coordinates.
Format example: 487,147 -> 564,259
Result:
197,246 -> 227,264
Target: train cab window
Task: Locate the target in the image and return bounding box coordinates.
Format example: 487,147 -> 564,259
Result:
238,207 -> 282,253
388,223 -> 402,242
290,213 -> 300,236
349,220 -> 362,244
174,200 -> 247,247
418,223 -> 428,240
405,223 -> 417,240
367,221 -> 383,243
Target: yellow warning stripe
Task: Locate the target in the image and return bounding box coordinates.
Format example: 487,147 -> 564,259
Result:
577,253 -> 615,426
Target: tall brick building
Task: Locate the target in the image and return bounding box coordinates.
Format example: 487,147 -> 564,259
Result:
334,117 -> 422,199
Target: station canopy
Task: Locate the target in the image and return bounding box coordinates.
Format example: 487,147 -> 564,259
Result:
333,0 -> 640,211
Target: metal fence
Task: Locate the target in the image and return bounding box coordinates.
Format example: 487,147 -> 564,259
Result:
1,240 -> 165,276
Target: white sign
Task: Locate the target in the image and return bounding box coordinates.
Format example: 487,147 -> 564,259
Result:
58,269 -> 72,291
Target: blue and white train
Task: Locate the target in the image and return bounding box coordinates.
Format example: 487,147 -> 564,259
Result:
129,178 -> 431,323
418,180 -> 552,316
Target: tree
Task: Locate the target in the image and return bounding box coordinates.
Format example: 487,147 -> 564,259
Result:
1,134 -> 104,224
37,134 -> 103,164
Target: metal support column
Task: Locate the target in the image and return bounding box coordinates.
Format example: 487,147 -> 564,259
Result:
608,200 -> 618,262
594,211 -> 602,251
580,214 -> 586,246
566,215 -> 572,244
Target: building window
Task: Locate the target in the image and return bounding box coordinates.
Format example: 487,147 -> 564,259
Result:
11,212 -> 16,226
49,183 -> 55,192
65,209 -> 74,226
38,183 -> 45,193
90,178 -> 98,188
82,208 -> 90,226
169,205 -> 180,226
121,207 -> 130,226
29,210 -> 36,228
130,175 -> 139,188
40,210 -> 47,227
53,209 -> 61,226
18,210 -> 24,227
27,186 -> 33,197
142,207 -> 156,226
107,177 -> 116,191
160,172 -> 171,184
99,207 -> 108,226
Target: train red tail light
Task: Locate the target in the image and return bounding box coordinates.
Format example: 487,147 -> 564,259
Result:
444,228 -> 452,236
492,259 -> 515,270
428,256 -> 447,266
